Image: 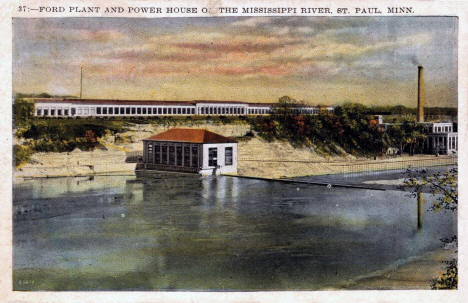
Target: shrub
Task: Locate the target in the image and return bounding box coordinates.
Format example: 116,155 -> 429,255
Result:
13,98 -> 34,129
431,260 -> 457,289
13,144 -> 32,167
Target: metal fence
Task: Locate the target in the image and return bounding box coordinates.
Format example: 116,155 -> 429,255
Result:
330,156 -> 457,176
239,156 -> 457,177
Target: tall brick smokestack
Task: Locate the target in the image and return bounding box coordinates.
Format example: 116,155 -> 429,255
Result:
417,65 -> 424,122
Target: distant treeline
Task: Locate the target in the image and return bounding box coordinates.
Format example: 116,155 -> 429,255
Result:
14,92 -> 78,99
250,96 -> 432,157
367,105 -> 457,117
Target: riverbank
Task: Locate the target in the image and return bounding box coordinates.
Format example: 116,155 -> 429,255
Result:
14,143 -> 456,182
237,144 -> 455,178
338,247 -> 456,290
13,123 -> 456,181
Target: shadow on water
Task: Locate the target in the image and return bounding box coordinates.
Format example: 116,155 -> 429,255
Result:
13,171 -> 457,290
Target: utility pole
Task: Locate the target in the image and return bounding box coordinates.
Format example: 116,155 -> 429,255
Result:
80,66 -> 83,99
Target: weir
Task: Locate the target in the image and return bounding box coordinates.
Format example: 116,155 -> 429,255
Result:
223,174 -> 386,191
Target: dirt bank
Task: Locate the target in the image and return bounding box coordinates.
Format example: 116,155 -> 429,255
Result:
338,247 -> 457,290
14,123 -> 456,181
237,137 -> 455,178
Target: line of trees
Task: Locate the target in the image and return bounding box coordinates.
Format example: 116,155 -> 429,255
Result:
250,96 -> 428,157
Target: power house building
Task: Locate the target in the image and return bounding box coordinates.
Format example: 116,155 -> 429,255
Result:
141,128 -> 237,175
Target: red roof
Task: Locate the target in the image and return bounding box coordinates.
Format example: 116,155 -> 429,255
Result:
31,98 -> 197,106
30,98 -> 325,108
145,128 -> 237,144
30,98 -> 275,107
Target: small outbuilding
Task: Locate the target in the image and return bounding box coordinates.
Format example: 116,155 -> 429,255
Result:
141,128 -> 237,175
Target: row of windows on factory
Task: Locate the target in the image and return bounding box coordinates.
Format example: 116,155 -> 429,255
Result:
36,109 -> 70,116
36,107 -> 195,116
95,107 -> 197,115
35,106 -> 324,117
298,108 -> 320,114
35,106 -> 272,116
146,143 -> 233,167
200,107 -> 246,115
36,107 -> 198,116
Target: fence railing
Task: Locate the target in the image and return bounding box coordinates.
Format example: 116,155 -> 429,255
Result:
330,156 -> 457,176
239,156 -> 457,176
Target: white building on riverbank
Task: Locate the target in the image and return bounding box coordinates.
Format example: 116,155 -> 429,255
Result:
421,122 -> 458,155
381,121 -> 458,155
140,128 -> 237,175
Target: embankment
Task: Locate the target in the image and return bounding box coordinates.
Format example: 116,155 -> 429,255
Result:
14,123 -> 251,180
14,123 -> 457,181
338,247 -> 456,290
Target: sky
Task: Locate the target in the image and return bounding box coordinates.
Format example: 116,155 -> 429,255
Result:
13,17 -> 458,107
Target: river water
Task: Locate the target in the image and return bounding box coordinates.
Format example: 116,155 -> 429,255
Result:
13,172 -> 456,290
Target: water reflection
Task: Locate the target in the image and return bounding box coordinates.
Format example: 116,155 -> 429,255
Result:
13,173 -> 457,290
417,192 -> 424,230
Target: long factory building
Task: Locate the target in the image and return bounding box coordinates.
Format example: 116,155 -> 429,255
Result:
30,98 -> 333,117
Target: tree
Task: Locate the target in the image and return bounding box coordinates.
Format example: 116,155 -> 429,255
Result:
13,144 -> 32,167
403,168 -> 458,289
387,121 -> 426,156
13,98 -> 34,129
84,130 -> 98,149
272,96 -> 298,121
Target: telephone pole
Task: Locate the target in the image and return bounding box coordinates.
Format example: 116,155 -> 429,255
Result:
80,66 -> 83,99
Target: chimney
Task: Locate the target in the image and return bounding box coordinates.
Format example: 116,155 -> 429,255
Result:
417,65 -> 424,122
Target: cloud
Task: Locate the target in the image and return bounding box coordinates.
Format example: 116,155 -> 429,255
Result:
282,32 -> 433,63
85,27 -> 433,81
100,47 -> 222,62
212,64 -> 290,77
296,26 -> 315,34
174,40 -> 295,53
36,28 -> 126,43
231,17 -> 274,27
271,26 -> 290,35
399,32 -> 432,46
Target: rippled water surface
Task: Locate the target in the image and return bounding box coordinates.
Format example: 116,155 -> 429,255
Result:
13,172 -> 456,290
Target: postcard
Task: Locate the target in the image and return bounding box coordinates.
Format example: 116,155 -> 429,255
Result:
2,0 -> 467,302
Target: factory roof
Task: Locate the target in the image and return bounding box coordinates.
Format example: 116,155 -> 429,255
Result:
29,98 -> 331,108
30,98 -> 275,107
